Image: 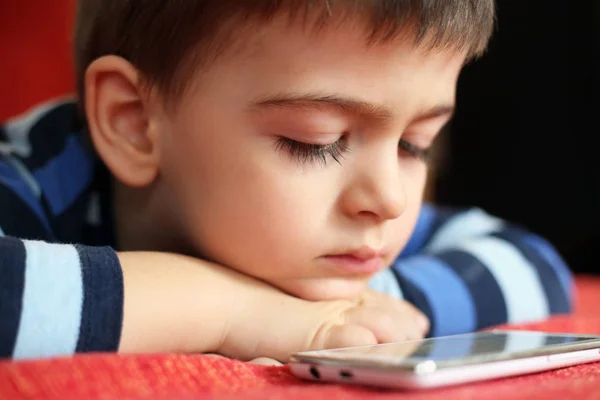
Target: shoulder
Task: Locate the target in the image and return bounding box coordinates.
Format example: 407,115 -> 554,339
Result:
1,98 -> 84,169
0,99 -> 98,241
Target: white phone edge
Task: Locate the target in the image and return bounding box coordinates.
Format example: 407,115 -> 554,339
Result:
289,348 -> 600,390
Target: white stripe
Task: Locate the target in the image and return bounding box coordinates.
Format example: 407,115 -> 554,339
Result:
369,268 -> 404,299
13,241 -> 83,359
0,226 -> 4,237
425,208 -> 504,253
449,238 -> 549,323
4,98 -> 74,158
504,331 -> 547,354
4,156 -> 42,197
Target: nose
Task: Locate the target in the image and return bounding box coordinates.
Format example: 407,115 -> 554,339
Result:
339,149 -> 407,221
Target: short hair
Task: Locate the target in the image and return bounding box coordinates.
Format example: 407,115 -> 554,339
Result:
74,0 -> 495,109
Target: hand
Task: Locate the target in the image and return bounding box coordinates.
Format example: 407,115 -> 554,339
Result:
357,289 -> 430,340
309,289 -> 430,350
220,287 -> 430,363
117,251 -> 427,363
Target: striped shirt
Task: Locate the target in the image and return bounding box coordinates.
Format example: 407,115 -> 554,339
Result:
0,100 -> 574,360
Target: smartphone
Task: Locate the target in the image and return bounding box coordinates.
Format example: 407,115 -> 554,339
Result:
289,330 -> 600,390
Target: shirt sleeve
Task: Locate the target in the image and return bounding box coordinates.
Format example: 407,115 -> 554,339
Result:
369,204 -> 574,337
1,131 -> 123,359
0,237 -> 123,360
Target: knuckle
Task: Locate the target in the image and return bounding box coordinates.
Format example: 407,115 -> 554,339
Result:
370,310 -> 397,332
398,300 -> 419,313
361,308 -> 404,343
332,325 -> 378,348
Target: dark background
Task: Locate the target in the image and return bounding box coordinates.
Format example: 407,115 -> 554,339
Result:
434,0 -> 599,274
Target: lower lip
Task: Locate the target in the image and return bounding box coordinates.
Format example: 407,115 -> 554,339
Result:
323,255 -> 384,274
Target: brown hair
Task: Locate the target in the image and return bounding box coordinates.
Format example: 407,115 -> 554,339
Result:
74,0 -> 495,108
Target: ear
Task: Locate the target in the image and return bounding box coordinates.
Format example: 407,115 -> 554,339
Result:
84,55 -> 160,188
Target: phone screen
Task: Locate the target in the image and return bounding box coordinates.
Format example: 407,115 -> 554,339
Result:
304,331 -> 600,363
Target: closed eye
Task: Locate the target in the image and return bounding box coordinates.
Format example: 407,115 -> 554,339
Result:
399,139 -> 431,162
275,137 -> 350,166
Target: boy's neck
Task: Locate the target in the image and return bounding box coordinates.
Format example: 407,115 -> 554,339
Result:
112,179 -> 187,254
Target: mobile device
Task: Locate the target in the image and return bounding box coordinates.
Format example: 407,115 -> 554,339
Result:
289,330 -> 600,390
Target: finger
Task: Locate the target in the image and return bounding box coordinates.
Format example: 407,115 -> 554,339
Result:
362,291 -> 428,332
346,306 -> 424,343
390,305 -> 428,341
374,296 -> 430,337
249,357 -> 284,366
323,324 -> 378,349
393,301 -> 430,336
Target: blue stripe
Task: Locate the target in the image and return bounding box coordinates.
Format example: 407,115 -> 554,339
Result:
437,250 -> 508,329
522,234 -> 574,303
493,230 -> 571,314
391,256 -> 476,337
13,241 -> 84,359
399,204 -> 438,257
451,237 -> 550,323
0,237 -> 26,357
33,136 -> 94,217
437,250 -> 509,330
75,245 -> 123,352
0,161 -> 51,232
0,183 -> 55,241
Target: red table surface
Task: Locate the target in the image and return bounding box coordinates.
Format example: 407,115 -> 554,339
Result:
0,276 -> 598,400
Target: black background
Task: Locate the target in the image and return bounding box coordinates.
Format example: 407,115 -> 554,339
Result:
434,1 -> 599,274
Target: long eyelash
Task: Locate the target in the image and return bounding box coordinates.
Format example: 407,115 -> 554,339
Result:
399,139 -> 431,163
275,137 -> 349,166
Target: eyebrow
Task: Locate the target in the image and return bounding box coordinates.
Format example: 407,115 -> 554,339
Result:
249,93 -> 455,124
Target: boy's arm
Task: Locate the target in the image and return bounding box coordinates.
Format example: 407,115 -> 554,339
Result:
0,237 -> 427,361
369,204 -> 574,337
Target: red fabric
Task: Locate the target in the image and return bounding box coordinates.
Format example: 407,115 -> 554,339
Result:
0,2 -> 75,122
0,276 -> 599,400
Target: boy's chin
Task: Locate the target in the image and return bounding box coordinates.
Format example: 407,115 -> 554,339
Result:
278,277 -> 370,301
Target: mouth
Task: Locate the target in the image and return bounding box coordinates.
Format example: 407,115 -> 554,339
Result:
322,246 -> 386,275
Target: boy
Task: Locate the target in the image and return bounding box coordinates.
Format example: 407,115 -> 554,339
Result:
0,0 -> 572,362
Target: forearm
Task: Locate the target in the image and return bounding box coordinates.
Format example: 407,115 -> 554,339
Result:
120,252 -> 372,362
370,206 -> 574,337
386,231 -> 573,337
119,251 -> 261,355
2,236 -> 424,362
1,238 -> 273,359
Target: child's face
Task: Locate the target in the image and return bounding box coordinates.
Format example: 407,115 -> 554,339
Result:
155,17 -> 465,300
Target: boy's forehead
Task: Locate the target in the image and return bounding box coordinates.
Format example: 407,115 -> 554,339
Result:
182,12 -> 465,128
168,2 -> 490,106
215,12 -> 463,72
